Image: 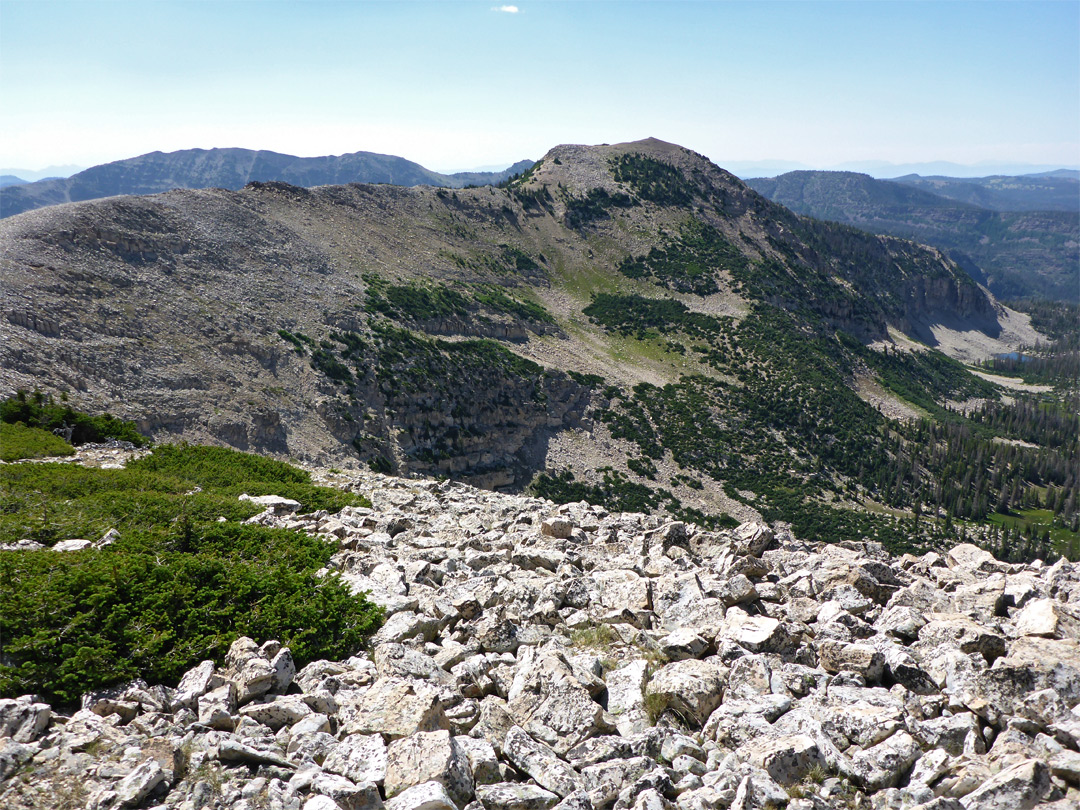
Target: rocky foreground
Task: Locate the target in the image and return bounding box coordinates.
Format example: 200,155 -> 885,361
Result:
2,469 -> 1079,810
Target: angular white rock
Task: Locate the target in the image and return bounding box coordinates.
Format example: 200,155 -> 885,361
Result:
324,733 -> 388,785
385,729 -> 474,807
503,726 -> 582,798
644,659 -> 726,727
385,781 -> 460,810
475,783 -> 559,810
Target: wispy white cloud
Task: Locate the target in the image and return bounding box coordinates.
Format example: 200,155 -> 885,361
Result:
493,5 -> 520,13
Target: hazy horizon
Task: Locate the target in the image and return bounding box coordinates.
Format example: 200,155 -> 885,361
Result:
2,150 -> 1076,185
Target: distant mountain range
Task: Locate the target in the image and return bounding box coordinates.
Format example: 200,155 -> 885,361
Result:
722,159 -> 1079,180
0,148 -> 533,219
747,170 -> 1079,301
5,146 -> 1075,301
891,171 -> 1080,212
0,164 -> 85,182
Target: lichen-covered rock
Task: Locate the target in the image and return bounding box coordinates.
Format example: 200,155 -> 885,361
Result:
455,736 -> 501,786
218,737 -> 293,768
324,734 -> 389,785
116,759 -> 167,807
740,734 -> 824,786
339,679 -> 450,739
0,697 -> 51,743
198,681 -> 238,730
716,609 -> 795,654
731,523 -> 773,557
271,647 -> 298,692
506,648 -> 615,754
702,695 -> 792,747
239,694 -> 313,730
644,659 -> 726,727
591,570 -> 651,612
849,730 -> 920,792
170,660 -> 223,712
579,755 -> 654,806
816,641 -> 884,682
503,726 -> 582,798
958,758 -> 1051,809
386,781 -> 460,810
312,774 -> 384,810
475,783 -> 560,810
975,637 -> 1080,719
385,730 -> 474,807
604,661 -> 651,737
1012,598 -> 1080,639
377,612 -> 442,645
541,519 -> 574,540
0,739 -> 36,781
659,630 -> 709,662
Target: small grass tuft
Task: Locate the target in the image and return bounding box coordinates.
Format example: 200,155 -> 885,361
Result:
569,623 -> 620,649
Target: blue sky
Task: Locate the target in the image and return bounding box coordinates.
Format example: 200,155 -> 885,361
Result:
2,1 -> 1077,174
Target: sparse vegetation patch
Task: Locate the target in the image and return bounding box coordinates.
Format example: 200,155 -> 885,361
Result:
618,220 -> 747,296
564,187 -> 637,229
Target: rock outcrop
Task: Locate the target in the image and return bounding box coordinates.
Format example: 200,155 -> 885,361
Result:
2,466 -> 1077,809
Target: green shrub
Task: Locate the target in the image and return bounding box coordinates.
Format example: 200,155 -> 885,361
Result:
627,456 -> 658,480
474,284 -> 555,324
366,280 -> 470,322
128,443 -> 308,487
497,245 -> 542,275
310,347 -> 353,383
859,343 -> 997,416
0,444 -> 380,706
530,468 -> 675,515
497,159 -> 543,189
0,422 -> 75,461
568,371 -> 605,389
0,445 -> 368,551
0,526 -> 381,706
611,153 -> 694,206
368,455 -> 393,474
584,293 -> 731,341
564,187 -> 636,228
127,444 -> 366,513
277,329 -> 305,353
1,392 -> 147,447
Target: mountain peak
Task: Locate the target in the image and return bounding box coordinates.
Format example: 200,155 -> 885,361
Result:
541,137 -> 709,166
514,138 -> 742,204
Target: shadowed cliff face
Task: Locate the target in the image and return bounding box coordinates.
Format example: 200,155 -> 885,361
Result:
0,138 -> 1028,505
746,170 -> 1080,302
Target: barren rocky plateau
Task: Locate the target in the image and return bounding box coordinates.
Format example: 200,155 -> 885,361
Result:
2,451 -> 1078,810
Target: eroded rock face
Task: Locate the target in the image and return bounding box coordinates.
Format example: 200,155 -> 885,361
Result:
1,467 -> 1077,810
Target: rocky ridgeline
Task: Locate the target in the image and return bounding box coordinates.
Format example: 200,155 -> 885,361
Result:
3,469 -> 1080,810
